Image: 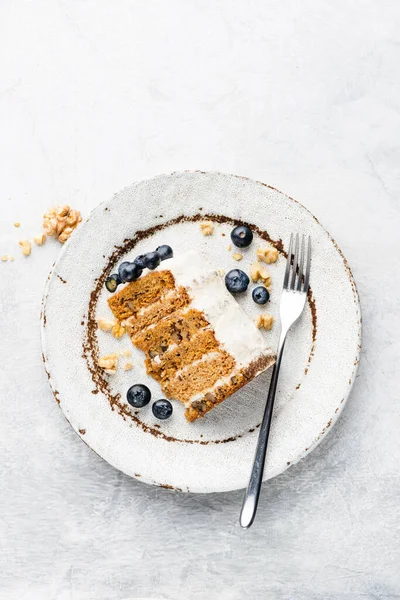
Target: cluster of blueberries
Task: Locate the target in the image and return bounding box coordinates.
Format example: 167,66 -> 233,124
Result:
105,226 -> 270,305
127,384 -> 172,420
105,244 -> 173,293
226,225 -> 270,305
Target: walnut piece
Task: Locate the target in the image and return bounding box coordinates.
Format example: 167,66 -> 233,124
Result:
97,317 -> 116,332
112,321 -> 126,338
43,205 -> 82,244
33,233 -> 47,246
232,253 -> 243,261
123,361 -> 133,371
19,240 -> 32,256
120,349 -> 132,357
257,246 -> 278,264
250,262 -> 271,286
200,221 -> 214,236
98,353 -> 118,374
255,313 -> 274,330
191,399 -> 207,413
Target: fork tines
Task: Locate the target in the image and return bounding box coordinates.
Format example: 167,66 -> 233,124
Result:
283,234 -> 311,293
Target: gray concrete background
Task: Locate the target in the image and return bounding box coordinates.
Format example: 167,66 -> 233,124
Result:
0,1 -> 399,598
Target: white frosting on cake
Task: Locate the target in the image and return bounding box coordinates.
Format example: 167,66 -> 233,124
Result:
156,251 -> 274,368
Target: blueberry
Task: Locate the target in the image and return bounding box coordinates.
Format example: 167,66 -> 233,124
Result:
231,225 -> 253,248
105,273 -> 121,293
127,384 -> 151,408
156,245 -> 173,261
134,254 -> 147,269
252,286 -> 270,305
118,261 -> 142,283
225,269 -> 250,294
143,251 -> 161,270
152,399 -> 173,420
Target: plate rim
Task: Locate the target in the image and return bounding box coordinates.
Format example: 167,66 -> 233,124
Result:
40,170 -> 362,492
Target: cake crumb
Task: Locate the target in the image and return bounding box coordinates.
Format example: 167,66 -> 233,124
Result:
250,262 -> 271,286
227,244 -> 232,251
232,253 -> 243,261
14,222 -> 20,228
120,349 -> 132,357
98,353 -> 118,374
257,246 -> 278,264
97,317 -> 115,332
123,361 -> 133,371
19,240 -> 32,256
10,256 -> 14,262
33,233 -> 47,246
200,221 -> 214,236
256,313 -> 274,330
1,255 -> 8,262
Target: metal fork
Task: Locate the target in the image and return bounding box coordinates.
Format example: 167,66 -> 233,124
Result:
240,234 -> 311,529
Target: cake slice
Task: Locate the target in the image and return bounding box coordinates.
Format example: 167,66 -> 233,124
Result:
108,251 -> 275,421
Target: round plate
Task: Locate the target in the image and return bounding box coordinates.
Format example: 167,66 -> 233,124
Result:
41,171 -> 361,493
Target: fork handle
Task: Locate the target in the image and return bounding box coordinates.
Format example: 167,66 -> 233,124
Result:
240,329 -> 288,529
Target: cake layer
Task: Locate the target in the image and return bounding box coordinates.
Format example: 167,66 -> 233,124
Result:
185,353 -> 276,421
122,287 -> 191,336
108,270 -> 175,320
145,329 -> 220,382
132,308 -> 209,355
163,351 -> 236,403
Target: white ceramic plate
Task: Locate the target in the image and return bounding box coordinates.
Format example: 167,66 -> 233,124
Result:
41,171 -> 361,493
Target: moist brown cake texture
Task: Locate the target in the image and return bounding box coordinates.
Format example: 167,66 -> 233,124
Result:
107,268 -> 274,421
108,270 -> 175,320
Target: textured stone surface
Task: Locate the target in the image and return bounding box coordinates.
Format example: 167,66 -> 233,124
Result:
0,1 -> 399,599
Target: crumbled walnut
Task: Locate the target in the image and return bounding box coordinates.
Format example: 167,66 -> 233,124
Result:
257,246 -> 278,264
43,205 -> 82,243
97,317 -> 116,332
19,240 -> 32,256
123,361 -> 133,371
255,313 -> 274,330
232,253 -> 243,261
58,227 -> 73,244
33,233 -> 47,246
1,255 -> 8,262
98,353 -> 118,373
192,399 -> 207,412
14,222 -> 20,228
205,392 -> 217,404
120,349 -> 132,357
112,321 -> 126,338
200,221 -> 214,236
250,262 -> 271,286
259,265 -> 271,286
250,262 -> 260,282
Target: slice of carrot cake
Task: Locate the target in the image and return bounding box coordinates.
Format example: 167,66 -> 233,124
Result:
107,251 -> 275,421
